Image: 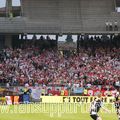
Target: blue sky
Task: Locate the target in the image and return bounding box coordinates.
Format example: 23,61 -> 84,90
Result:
0,0 -> 20,7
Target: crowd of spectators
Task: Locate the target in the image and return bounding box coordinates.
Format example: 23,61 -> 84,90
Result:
0,35 -> 120,91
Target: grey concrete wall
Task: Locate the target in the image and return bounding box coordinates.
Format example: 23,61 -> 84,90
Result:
0,0 -> 119,34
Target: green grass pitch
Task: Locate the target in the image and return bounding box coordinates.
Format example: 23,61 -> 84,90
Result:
0,103 -> 118,120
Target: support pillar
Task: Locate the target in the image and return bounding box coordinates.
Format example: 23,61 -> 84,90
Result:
5,34 -> 12,48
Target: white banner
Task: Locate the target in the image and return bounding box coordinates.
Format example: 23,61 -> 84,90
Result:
31,87 -> 41,100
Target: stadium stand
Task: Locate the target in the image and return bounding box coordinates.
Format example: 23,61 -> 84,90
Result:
0,35 -> 119,93
0,17 -> 26,33
0,0 -> 120,97
0,0 -> 119,33
21,0 -> 120,33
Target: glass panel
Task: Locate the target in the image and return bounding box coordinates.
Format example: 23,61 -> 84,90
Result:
12,0 -> 21,17
0,0 -> 6,8
0,0 -> 6,17
12,0 -> 21,6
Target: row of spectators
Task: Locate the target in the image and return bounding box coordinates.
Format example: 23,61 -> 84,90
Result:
0,36 -> 120,91
105,21 -> 118,31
